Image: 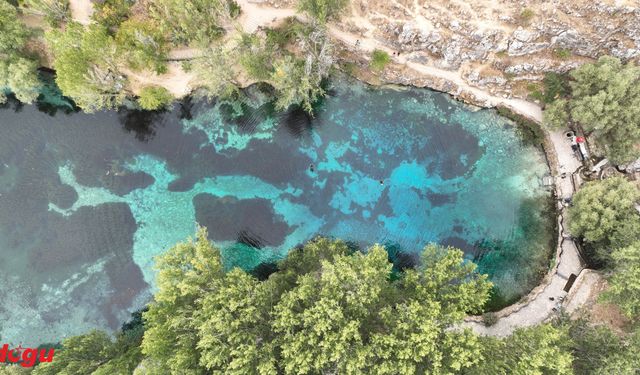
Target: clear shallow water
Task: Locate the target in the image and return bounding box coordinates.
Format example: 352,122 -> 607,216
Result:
0,79 -> 552,344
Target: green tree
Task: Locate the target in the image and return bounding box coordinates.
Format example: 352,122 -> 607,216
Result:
137,86 -> 173,110
91,0 -> 132,29
562,56 -> 640,163
273,244 -> 491,374
0,0 -> 41,104
568,176 -> 640,255
0,57 -> 41,103
115,19 -> 168,74
269,24 -> 333,113
543,98 -> 569,129
469,323 -> 574,375
0,364 -> 32,374
601,241 -> 640,318
237,32 -> 277,81
141,227 -> 223,374
297,0 -> 349,23
370,49 -> 391,72
46,22 -> 127,112
32,326 -> 143,375
0,1 -> 30,57
32,331 -> 116,375
143,230 -> 491,374
192,46 -> 240,100
567,317 -> 640,375
270,55 -> 324,113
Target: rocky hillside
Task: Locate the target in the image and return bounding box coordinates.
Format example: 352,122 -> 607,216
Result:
328,0 -> 640,100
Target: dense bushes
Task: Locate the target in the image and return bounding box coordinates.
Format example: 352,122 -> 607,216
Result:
370,49 -> 391,72
0,1 -> 41,104
568,177 -> 640,258
137,85 -> 172,110
568,177 -> 640,320
543,56 -> 640,164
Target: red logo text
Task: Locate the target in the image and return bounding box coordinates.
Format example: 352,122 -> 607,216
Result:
0,344 -> 54,368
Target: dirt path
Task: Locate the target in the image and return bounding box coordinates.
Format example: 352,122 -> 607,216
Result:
123,63 -> 194,97
68,0 -> 93,25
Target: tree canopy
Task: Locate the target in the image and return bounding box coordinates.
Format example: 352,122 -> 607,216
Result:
568,176 -> 640,257
602,241 -> 640,318
46,22 -> 127,112
140,229 -> 492,374
544,56 -> 640,163
468,323 -> 574,375
0,0 -> 41,104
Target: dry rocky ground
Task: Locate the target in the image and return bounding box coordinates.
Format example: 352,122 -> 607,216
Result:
273,0 -> 640,100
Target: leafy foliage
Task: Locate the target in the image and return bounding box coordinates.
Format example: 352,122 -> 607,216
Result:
46,22 -> 127,112
115,19 -> 167,74
544,56 -> 640,163
141,230 -> 491,374
0,57 -> 41,103
568,177 -> 640,259
297,0 -> 349,23
0,0 -> 41,104
543,98 -> 569,129
0,364 -> 32,374
146,0 -> 239,46
137,86 -> 173,110
602,241 -> 640,318
269,24 -> 333,113
141,228 -> 223,374
370,49 -> 391,72
192,46 -> 240,100
567,317 -> 640,375
468,323 -> 574,375
91,0 -> 133,30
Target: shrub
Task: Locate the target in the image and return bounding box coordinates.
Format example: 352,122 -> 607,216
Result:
553,48 -> 572,59
520,8 -> 535,24
370,49 -> 391,72
138,86 -> 173,110
297,0 -> 350,23
482,312 -> 498,326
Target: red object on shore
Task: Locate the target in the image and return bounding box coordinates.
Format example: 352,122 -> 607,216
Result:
576,136 -> 585,143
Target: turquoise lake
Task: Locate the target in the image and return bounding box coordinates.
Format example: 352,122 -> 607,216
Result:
0,79 -> 553,344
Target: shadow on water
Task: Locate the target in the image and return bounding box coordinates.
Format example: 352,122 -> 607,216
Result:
250,262 -> 279,281
476,195 -> 557,311
237,229 -> 266,249
0,94 -> 24,113
118,108 -> 165,142
35,69 -> 78,116
220,101 -> 275,134
385,242 -> 420,275
277,106 -> 315,138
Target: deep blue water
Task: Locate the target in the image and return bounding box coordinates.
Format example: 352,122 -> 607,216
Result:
0,79 -> 552,344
